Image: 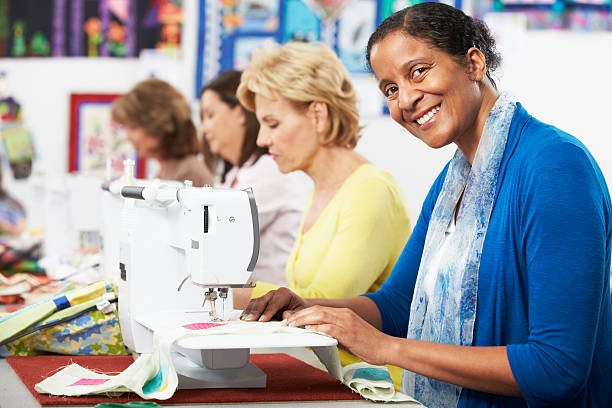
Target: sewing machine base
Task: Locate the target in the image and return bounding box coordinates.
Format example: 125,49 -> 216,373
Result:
172,351 -> 266,389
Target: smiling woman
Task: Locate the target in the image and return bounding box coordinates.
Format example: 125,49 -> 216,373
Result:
367,4 -> 500,160
239,3 -> 612,408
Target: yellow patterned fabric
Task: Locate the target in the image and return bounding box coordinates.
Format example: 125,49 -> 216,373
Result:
1,280 -> 127,356
4,308 -> 126,356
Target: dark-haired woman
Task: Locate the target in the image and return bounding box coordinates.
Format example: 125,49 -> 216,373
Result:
240,3 -> 612,407
111,78 -> 214,187
200,70 -> 306,286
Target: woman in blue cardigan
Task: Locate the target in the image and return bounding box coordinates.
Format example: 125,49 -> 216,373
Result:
241,3 -> 612,407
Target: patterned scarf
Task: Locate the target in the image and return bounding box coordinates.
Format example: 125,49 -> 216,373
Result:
403,95 -> 516,407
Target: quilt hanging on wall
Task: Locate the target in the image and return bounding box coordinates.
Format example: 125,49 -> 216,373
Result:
195,0 -> 464,98
0,0 -> 183,58
473,0 -> 612,31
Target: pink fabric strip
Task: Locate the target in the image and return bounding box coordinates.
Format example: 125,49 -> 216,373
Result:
69,378 -> 110,386
182,322 -> 226,331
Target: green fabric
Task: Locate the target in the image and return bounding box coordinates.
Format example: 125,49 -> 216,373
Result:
39,295 -> 104,324
0,281 -> 118,355
0,301 -> 56,343
4,307 -> 127,356
94,402 -> 162,407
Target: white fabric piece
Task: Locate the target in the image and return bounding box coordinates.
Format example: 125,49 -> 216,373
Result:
35,321 -> 305,399
35,320 -> 421,403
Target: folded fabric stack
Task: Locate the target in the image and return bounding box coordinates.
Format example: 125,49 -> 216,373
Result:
343,362 -> 421,403
0,279 -> 126,357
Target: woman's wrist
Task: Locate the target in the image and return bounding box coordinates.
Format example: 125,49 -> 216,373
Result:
378,333 -> 403,367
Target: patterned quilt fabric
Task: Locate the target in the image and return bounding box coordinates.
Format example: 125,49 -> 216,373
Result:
0,279 -> 127,356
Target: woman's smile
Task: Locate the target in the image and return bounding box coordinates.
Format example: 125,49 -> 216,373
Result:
414,104 -> 441,127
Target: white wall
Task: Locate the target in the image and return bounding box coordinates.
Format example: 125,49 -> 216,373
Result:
0,3 -> 611,226
356,118 -> 454,222
495,29 -> 612,188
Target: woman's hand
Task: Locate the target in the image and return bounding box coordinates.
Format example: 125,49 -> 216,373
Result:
240,287 -> 311,322
284,305 -> 393,366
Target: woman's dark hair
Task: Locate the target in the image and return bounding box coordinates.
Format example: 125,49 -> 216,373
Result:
111,78 -> 201,160
366,2 -> 501,88
200,70 -> 266,183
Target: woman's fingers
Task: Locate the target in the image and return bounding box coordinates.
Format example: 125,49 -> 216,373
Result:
284,306 -> 389,365
256,288 -> 296,321
303,323 -> 338,337
284,305 -> 348,327
240,291 -> 275,321
241,287 -> 305,322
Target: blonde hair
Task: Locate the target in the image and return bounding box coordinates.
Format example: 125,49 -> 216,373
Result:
237,41 -> 361,149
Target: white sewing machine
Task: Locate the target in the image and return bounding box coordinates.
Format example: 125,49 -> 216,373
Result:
104,169 -> 337,389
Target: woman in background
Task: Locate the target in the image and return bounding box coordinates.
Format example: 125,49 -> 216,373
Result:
200,70 -> 305,286
112,78 -> 213,187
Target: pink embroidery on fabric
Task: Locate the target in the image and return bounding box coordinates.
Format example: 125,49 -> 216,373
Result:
69,378 -> 110,386
182,322 -> 226,330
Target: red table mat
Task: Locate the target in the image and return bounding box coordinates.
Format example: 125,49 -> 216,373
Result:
7,353 -> 363,405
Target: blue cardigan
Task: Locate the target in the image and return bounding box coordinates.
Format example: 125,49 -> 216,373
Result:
366,103 -> 612,407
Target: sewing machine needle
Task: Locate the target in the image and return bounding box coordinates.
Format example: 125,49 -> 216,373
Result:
210,299 -> 221,322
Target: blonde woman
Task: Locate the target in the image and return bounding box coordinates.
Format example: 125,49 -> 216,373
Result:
200,70 -> 306,286
112,78 -> 213,186
234,41 -> 412,388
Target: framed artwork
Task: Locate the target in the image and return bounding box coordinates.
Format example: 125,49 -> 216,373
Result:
68,93 -> 145,180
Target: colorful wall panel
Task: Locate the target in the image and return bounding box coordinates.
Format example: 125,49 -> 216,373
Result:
0,0 -> 183,58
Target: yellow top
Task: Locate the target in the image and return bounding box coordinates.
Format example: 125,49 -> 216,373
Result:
251,163 -> 412,391
252,163 -> 411,299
